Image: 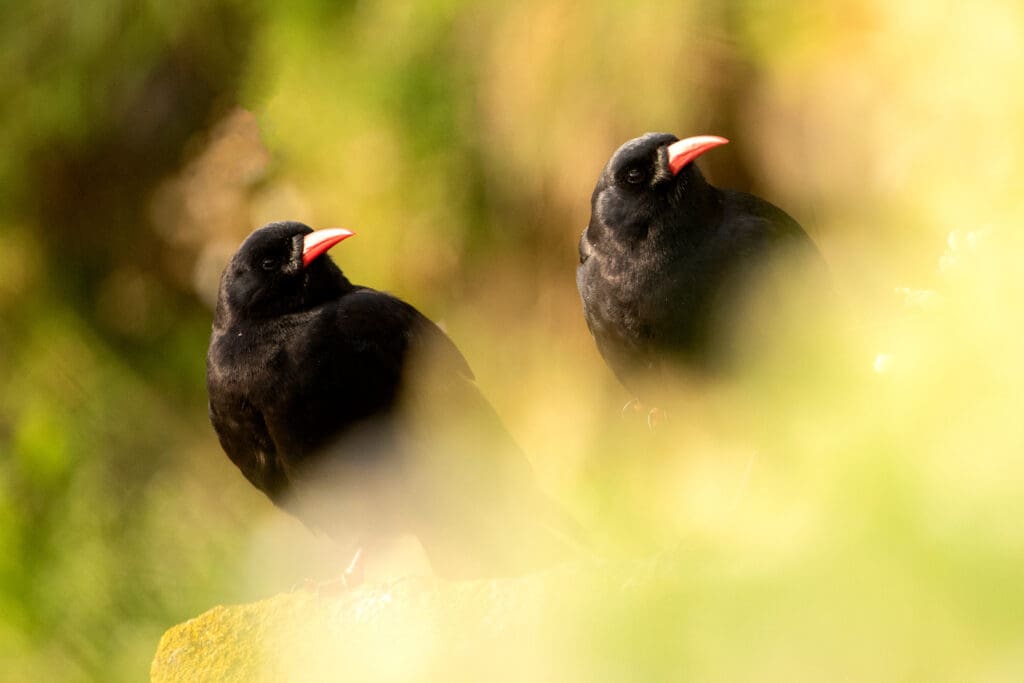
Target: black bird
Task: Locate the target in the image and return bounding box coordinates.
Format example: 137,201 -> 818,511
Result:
207,221 -> 582,580
577,133 -> 824,409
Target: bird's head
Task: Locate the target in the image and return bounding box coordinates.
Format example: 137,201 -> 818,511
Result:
589,132 -> 728,245
218,221 -> 355,319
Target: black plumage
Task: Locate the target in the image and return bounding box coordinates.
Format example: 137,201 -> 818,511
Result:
207,221 -> 582,579
576,133 -> 824,400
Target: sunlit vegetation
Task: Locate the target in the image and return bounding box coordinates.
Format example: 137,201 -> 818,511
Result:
2,0 -> 1022,679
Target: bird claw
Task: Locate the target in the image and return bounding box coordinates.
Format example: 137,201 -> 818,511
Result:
621,398 -> 644,417
291,546 -> 366,597
313,573 -> 356,598
647,407 -> 668,430
621,399 -> 667,429
342,546 -> 365,587
291,574 -> 353,597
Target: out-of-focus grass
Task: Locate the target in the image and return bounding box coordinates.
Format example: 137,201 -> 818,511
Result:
2,0 -> 1024,679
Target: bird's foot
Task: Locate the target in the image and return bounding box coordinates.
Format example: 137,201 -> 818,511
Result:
292,575 -> 353,597
621,398 -> 644,417
647,407 -> 668,430
341,546 -> 365,587
312,573 -> 357,598
292,547 -> 366,597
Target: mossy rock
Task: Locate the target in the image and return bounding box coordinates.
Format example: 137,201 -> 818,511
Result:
151,561 -> 655,682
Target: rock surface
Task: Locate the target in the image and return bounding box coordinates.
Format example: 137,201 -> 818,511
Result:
151,561 -> 651,682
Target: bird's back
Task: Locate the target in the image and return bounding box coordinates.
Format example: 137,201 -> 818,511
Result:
208,286 -> 585,576
579,188 -> 823,390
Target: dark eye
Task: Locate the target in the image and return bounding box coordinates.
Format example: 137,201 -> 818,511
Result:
260,258 -> 278,271
625,167 -> 646,185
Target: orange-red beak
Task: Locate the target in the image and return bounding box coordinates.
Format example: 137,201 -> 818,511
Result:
302,228 -> 355,268
666,135 -> 729,175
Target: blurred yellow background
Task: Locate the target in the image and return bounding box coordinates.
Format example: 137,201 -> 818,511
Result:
2,0 -> 1022,680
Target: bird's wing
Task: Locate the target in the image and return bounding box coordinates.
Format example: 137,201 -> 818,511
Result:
265,286 -> 480,469
207,391 -> 289,502
331,287 -> 474,381
319,289 -> 586,576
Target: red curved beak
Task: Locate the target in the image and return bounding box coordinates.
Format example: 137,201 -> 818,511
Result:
666,135 -> 729,175
302,228 -> 355,268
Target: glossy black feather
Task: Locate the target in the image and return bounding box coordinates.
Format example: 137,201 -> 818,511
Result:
207,221 -> 582,578
577,133 -> 824,395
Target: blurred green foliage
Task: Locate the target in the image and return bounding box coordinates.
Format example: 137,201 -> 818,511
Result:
1,0 -> 1023,680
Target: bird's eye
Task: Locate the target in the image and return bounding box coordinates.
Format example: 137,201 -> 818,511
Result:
260,258 -> 278,272
625,167 -> 646,185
